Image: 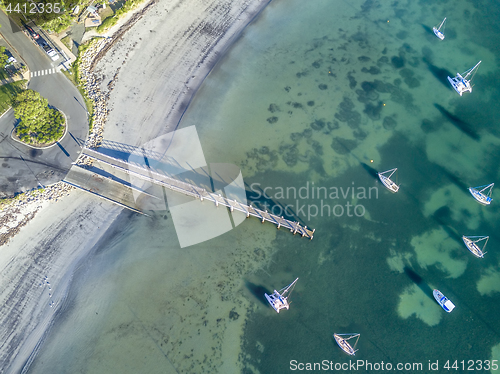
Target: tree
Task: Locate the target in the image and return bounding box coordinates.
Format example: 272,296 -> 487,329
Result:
0,46 -> 8,66
13,89 -> 65,145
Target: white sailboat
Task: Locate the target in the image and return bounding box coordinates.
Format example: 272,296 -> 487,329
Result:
462,236 -> 488,258
378,168 -> 399,193
334,333 -> 360,356
433,17 -> 446,40
448,61 -> 481,96
265,278 -> 298,313
433,289 -> 455,313
468,183 -> 494,205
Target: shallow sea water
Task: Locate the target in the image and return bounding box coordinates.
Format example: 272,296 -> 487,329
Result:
27,0 -> 500,373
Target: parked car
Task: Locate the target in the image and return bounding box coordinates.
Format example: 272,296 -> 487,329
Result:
40,42 -> 59,61
25,25 -> 39,40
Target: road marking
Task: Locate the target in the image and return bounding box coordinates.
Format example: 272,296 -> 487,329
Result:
31,67 -> 61,78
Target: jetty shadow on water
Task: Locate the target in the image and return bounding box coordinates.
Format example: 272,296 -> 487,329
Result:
245,281 -> 271,307
403,267 -> 433,300
434,104 -> 479,140
244,182 -> 306,226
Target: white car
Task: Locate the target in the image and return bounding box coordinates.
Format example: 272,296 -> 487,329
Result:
41,43 -> 59,61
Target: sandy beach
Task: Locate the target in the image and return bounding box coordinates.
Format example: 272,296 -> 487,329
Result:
0,0 -> 271,372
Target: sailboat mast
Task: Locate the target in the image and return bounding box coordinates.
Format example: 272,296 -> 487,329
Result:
439,17 -> 446,30
464,61 -> 481,80
281,278 -> 299,296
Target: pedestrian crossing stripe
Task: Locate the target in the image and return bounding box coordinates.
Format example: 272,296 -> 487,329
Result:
30,67 -> 62,77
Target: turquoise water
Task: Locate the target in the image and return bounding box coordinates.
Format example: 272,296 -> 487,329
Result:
27,0 -> 500,373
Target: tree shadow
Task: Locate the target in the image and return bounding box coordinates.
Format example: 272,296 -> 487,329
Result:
434,103 -> 479,140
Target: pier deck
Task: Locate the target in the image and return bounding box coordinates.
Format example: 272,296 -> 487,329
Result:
65,148 -> 315,240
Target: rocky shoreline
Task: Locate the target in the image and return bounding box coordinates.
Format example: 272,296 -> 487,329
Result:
0,1 -> 160,246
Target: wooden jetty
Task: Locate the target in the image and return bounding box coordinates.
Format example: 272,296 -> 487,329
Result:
68,147 -> 315,240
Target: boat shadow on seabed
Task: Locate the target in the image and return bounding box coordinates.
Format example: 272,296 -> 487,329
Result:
245,281 -> 272,307
403,266 -> 434,301
423,58 -> 454,89
434,104 -> 480,141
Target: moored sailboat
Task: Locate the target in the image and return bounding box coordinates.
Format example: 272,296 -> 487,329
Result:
265,278 -> 298,313
433,17 -> 446,40
468,183 -> 494,205
433,289 -> 455,313
334,333 -> 360,356
448,61 -> 481,96
462,236 -> 488,258
378,168 -> 399,193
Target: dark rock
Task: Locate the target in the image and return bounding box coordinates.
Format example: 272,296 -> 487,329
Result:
318,84 -> 328,90
383,116 -> 397,130
282,145 -> 299,167
310,119 -> 326,130
328,120 -> 340,131
396,30 -> 408,39
361,66 -> 381,74
347,72 -> 357,89
404,77 -> 420,88
339,97 -> 355,111
421,118 -> 441,133
331,137 -> 358,154
267,116 -> 278,124
377,56 -> 389,65
353,129 -> 367,140
399,68 -> 414,79
268,103 -> 280,113
302,128 -> 313,138
363,102 -> 383,121
391,56 -> 405,69
361,81 -> 376,92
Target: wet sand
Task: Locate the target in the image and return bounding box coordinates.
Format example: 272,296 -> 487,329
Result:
0,0 -> 271,372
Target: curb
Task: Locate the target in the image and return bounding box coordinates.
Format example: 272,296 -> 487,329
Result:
0,28 -> 31,84
10,109 -> 69,149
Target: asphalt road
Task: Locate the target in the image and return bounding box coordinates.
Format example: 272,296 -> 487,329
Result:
0,11 -> 88,197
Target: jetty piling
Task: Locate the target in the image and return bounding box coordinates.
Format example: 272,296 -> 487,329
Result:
67,147 -> 315,240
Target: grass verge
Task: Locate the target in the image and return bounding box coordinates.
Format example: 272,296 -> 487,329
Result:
61,41 -> 95,131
